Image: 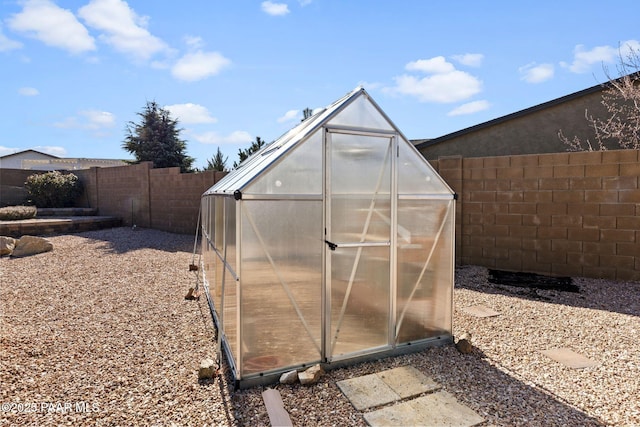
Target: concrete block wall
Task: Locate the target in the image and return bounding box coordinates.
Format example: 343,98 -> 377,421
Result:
149,167 -> 224,234
435,149 -> 640,281
0,169 -> 37,206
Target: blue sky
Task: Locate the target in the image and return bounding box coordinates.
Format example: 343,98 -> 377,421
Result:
1,0 -> 639,169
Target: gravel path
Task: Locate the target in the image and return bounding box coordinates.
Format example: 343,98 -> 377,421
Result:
1,227 -> 638,426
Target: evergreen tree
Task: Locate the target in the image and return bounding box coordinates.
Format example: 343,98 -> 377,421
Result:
204,147 -> 228,171
233,136 -> 266,168
123,101 -> 195,172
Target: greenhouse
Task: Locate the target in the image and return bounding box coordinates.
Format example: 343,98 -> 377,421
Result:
200,87 -> 456,387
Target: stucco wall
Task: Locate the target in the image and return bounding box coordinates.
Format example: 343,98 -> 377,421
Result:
419,88 -> 612,159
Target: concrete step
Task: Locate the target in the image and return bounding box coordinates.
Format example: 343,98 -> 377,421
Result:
36,207 -> 98,217
0,216 -> 122,238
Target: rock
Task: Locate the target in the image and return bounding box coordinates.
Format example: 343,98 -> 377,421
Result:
11,236 -> 53,258
299,364 -> 324,385
198,358 -> 216,380
455,332 -> 473,354
279,370 -> 298,385
0,236 -> 16,256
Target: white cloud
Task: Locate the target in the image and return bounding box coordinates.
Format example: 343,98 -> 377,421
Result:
80,110 -> 116,129
78,0 -> 170,61
261,1 -> 290,16
277,109 -> 300,123
18,87 -> 39,96
519,62 -> 554,83
562,44 -> 616,73
561,40 -> 640,74
183,35 -> 204,50
171,50 -> 231,81
0,25 -> 22,51
452,53 -> 484,67
0,146 -> 20,157
165,103 -> 217,124
7,0 -> 95,54
386,56 -> 482,103
405,57 -> 455,74
357,80 -> 383,91
33,145 -> 67,156
54,110 -> 115,131
447,100 -> 490,116
192,130 -> 253,145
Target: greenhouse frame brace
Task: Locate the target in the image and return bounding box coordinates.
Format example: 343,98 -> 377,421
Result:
200,87 -> 456,388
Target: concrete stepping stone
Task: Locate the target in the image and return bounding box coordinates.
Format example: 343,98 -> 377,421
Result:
337,373 -> 400,410
540,347 -> 599,369
461,304 -> 500,318
337,365 -> 440,410
364,391 -> 485,427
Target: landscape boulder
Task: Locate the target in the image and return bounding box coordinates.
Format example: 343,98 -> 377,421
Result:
198,358 -> 216,380
455,332 -> 473,354
0,236 -> 16,256
279,370 -> 299,385
11,236 -> 53,258
299,364 -> 324,385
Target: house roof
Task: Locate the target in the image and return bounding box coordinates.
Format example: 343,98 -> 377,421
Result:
0,149 -> 59,159
413,78 -> 616,151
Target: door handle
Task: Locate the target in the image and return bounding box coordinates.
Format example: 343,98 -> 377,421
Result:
324,240 -> 338,251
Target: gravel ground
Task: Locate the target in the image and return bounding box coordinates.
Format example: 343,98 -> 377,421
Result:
1,227 -> 639,426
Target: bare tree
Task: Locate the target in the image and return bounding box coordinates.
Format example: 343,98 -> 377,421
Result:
558,47 -> 640,151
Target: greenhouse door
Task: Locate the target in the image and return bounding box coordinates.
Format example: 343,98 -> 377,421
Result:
325,130 -> 394,360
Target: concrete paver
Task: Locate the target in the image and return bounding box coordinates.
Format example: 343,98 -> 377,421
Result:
540,347 -> 599,369
337,373 -> 400,411
377,366 -> 440,399
461,304 -> 500,318
364,391 -> 485,427
338,365 -> 483,426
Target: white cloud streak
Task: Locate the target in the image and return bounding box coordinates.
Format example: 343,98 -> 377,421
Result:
277,109 -> 300,123
261,1 -> 290,16
18,87 -> 39,96
192,130 -> 253,145
0,25 -> 22,51
452,53 -> 484,67
447,100 -> 490,116
165,103 -> 217,124
171,51 -> 231,82
519,62 -> 554,83
54,110 -> 115,131
7,0 -> 95,54
562,39 -> 640,73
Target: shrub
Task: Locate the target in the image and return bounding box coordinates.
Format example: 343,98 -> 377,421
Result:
25,171 -> 83,208
0,205 -> 37,220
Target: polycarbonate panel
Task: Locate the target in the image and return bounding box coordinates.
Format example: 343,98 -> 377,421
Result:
327,94 -> 394,131
240,200 -> 323,375
222,267 -> 238,367
224,199 -> 236,275
330,245 -> 390,357
330,133 -> 391,196
244,132 -> 322,195
214,197 -> 224,250
395,199 -> 454,343
397,139 -> 453,195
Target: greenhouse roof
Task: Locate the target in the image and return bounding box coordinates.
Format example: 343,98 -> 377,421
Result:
206,86 -> 398,196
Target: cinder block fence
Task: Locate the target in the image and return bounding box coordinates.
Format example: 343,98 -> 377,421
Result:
433,149 -> 640,281
2,149 -> 638,281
